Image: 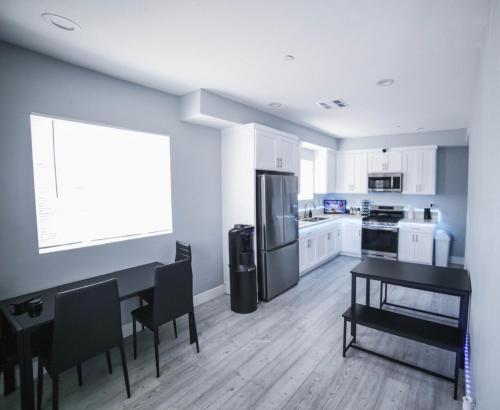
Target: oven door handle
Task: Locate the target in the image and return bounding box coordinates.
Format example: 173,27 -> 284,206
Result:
362,226 -> 399,232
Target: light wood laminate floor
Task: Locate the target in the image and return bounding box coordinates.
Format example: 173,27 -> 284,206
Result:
1,256 -> 463,409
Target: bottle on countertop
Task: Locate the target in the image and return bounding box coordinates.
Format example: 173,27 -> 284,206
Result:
407,205 -> 414,220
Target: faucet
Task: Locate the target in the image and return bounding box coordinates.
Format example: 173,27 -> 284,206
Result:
303,200 -> 316,219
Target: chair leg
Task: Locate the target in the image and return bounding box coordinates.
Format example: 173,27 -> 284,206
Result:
173,319 -> 178,338
106,351 -> 113,374
52,375 -> 59,410
77,364 -> 83,387
133,317 -> 137,360
3,364 -> 16,396
188,311 -> 200,353
139,298 -> 145,331
37,362 -> 44,409
153,328 -> 160,378
119,345 -> 131,398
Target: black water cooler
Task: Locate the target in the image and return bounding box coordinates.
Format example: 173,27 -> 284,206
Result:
228,224 -> 257,314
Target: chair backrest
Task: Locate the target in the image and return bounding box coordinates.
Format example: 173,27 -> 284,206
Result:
51,279 -> 123,374
175,241 -> 191,262
152,260 -> 194,326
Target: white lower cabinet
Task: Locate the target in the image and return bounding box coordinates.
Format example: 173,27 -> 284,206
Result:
398,224 -> 435,265
341,221 -> 362,257
299,219 -> 354,275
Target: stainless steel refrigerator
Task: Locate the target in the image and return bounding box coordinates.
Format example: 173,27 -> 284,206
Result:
256,173 -> 299,301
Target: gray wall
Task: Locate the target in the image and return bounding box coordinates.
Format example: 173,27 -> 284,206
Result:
337,128 -> 467,150
185,89 -> 339,150
465,0 -> 500,407
0,42 -> 223,306
312,147 -> 468,258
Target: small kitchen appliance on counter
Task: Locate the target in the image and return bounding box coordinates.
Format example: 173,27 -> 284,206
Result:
361,200 -> 370,216
424,207 -> 432,220
324,199 -> 347,214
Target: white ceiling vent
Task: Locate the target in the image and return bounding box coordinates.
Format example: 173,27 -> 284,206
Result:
316,101 -> 332,110
332,99 -> 348,108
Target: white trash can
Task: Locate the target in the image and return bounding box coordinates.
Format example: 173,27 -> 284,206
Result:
435,229 -> 451,267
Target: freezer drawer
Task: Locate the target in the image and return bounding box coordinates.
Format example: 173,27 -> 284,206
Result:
258,241 -> 299,301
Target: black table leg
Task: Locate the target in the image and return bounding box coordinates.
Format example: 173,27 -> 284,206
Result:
351,274 -> 356,340
1,316 -> 16,395
17,329 -> 35,410
366,278 -> 371,307
459,293 -> 470,369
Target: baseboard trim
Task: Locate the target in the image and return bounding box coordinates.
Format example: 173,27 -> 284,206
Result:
450,256 -> 464,265
121,284 -> 225,338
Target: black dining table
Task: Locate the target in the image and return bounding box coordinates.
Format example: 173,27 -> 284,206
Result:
0,262 -> 162,410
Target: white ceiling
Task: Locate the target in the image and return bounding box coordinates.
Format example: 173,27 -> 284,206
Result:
0,0 -> 491,138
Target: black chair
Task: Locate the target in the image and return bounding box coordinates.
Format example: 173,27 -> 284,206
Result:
139,241 -> 192,337
0,334 -> 17,396
37,279 -> 131,410
131,259 -> 199,378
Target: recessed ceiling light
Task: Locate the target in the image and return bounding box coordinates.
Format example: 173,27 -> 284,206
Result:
284,54 -> 295,61
417,127 -> 425,131
268,102 -> 282,108
41,13 -> 81,31
376,78 -> 395,87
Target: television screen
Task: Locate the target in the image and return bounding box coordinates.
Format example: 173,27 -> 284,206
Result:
324,199 -> 346,214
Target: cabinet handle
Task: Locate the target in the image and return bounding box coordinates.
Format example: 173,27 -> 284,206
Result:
415,234 -> 418,243
280,158 -> 283,168
276,158 -> 279,168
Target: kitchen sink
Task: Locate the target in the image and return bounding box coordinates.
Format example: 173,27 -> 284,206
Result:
301,217 -> 329,222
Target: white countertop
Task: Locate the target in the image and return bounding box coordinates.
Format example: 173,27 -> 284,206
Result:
299,214 -> 437,230
298,213 -> 363,229
399,218 -> 438,226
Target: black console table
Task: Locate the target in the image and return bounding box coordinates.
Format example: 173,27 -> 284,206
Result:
342,258 -> 471,400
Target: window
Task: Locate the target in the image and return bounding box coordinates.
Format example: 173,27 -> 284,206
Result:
30,114 -> 173,253
298,149 -> 314,200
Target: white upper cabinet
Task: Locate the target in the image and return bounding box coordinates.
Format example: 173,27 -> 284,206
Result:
255,126 -> 299,173
402,146 -> 437,195
314,149 -> 336,194
336,151 -> 368,193
367,150 -> 402,173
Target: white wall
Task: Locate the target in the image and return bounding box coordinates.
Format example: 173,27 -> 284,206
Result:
182,89 -> 339,150
465,0 -> 500,407
337,128 -> 467,150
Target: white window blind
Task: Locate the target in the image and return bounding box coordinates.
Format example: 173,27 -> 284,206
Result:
30,114 -> 173,253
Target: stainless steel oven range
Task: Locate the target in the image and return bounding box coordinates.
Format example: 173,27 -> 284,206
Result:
361,205 -> 404,260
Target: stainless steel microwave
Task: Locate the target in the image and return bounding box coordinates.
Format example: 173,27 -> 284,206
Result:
368,173 -> 403,192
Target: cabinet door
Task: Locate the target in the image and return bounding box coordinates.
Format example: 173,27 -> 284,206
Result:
279,137 -> 297,172
335,153 -> 348,193
342,225 -> 361,255
306,237 -> 316,267
367,152 -> 386,173
402,150 -> 420,194
419,149 -> 437,194
335,227 -> 342,254
353,152 -> 368,193
315,232 -> 328,262
386,151 -> 402,172
326,230 -> 336,256
299,238 -> 308,273
414,232 -> 434,265
255,131 -> 279,171
397,230 -> 415,262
